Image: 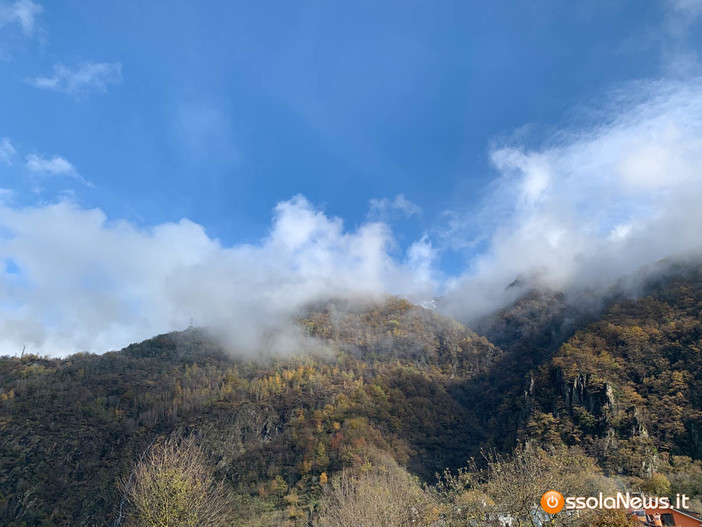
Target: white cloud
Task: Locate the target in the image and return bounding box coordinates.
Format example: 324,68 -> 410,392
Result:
26,154 -> 74,175
0,137 -> 15,164
0,195 -> 436,356
31,62 -> 122,96
0,0 -> 42,35
369,193 -> 421,218
25,154 -> 92,186
406,236 -> 437,285
441,77 -> 702,322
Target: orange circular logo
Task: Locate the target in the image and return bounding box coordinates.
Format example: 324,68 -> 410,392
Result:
541,490 -> 564,514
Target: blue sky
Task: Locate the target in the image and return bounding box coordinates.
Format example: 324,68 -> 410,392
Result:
1,1 -> 688,248
2,0 -> 702,355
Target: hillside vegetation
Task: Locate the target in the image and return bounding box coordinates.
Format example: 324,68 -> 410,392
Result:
0,298 -> 502,525
2,266 -> 702,525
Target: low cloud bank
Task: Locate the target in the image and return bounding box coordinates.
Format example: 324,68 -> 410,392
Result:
0,195 -> 435,356
3,78 -> 702,356
441,78 -> 702,322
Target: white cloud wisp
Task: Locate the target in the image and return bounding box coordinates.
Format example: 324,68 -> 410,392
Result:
25,153 -> 92,186
0,137 -> 15,164
0,0 -> 41,35
31,62 -> 122,96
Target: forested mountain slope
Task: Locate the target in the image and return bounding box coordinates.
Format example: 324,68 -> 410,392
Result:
525,264 -> 702,479
0,298 -> 501,525
4,264 -> 702,525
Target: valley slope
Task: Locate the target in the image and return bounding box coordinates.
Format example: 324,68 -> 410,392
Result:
2,265 -> 702,524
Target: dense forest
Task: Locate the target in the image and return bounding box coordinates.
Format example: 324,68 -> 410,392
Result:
3,263 -> 702,525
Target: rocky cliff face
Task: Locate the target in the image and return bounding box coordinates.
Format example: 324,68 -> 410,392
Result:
559,372 -> 615,417
515,263 -> 702,477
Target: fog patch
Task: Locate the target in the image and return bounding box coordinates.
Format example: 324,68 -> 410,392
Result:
440,78 -> 702,325
0,196 -> 435,357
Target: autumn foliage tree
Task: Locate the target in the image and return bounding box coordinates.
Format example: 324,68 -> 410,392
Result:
433,444 -> 619,527
120,436 -> 232,527
317,452 -> 437,527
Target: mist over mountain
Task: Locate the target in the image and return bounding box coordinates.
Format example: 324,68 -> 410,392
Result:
4,1 -> 702,524
4,261 -> 702,524
5,76 -> 702,358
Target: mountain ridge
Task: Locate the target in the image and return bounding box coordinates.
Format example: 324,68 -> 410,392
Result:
3,263 -> 702,524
